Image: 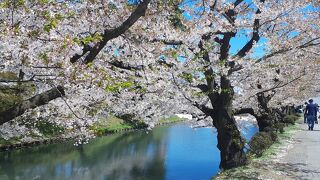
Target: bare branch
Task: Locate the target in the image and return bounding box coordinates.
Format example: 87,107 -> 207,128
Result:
255,72 -> 306,95
256,37 -> 320,63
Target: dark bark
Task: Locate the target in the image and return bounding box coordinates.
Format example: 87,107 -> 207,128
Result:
108,61 -> 144,70
191,74 -> 247,170
213,76 -> 247,169
255,92 -> 276,131
150,38 -> 183,45
208,0 -> 247,168
0,86 -> 65,125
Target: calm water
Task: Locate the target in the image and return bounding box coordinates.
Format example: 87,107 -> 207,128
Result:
0,122 -> 258,180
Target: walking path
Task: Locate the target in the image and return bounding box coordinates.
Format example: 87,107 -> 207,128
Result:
216,118 -> 320,179
281,119 -> 320,179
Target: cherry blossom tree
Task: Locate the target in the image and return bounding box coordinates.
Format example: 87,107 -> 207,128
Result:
0,0 -> 319,170
160,0 -> 320,169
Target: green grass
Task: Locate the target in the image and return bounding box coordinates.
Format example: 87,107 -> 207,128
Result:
107,123 -> 134,132
90,115 -> 147,135
158,115 -> 184,124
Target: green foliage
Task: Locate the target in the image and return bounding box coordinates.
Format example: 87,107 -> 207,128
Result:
106,123 -> 133,132
159,115 -> 183,124
0,137 -> 21,146
249,132 -> 276,157
43,19 -> 57,32
267,64 -> 279,68
0,91 -> 22,112
0,137 -> 8,145
34,121 -> 64,137
0,0 -> 25,8
179,72 -> 193,83
90,115 -> 148,135
105,81 -> 134,92
41,10 -> 51,19
73,33 -> 103,45
192,91 -> 207,98
39,52 -> 49,65
221,88 -> 232,94
38,0 -> 49,5
167,0 -> 181,6
0,71 -> 18,80
283,115 -> 299,125
54,13 -> 64,20
219,59 -> 227,67
0,2 -> 7,8
28,29 -> 41,38
42,10 -> 68,33
276,122 -> 286,133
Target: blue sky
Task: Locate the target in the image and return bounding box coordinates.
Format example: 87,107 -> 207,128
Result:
229,32 -> 268,59
179,0 -> 267,59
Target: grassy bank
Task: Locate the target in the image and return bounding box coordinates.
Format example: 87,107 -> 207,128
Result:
0,114 -> 186,151
90,115 -> 148,135
157,115 -> 185,125
90,115 -> 185,135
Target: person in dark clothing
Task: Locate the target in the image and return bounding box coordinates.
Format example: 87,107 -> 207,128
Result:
305,99 -> 318,130
304,102 -> 308,123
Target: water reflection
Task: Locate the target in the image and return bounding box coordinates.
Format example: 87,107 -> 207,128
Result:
0,123 -> 258,180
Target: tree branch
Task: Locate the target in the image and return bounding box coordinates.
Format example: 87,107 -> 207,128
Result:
256,37 -> 320,63
233,107 -> 256,117
255,72 -> 306,95
70,0 -> 151,64
0,85 -> 65,125
150,38 -> 183,45
235,0 -> 265,58
171,72 -> 214,118
108,61 -> 144,70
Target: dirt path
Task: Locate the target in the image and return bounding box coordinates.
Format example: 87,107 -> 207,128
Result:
216,118 -> 320,180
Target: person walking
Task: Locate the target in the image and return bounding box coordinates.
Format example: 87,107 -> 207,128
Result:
304,99 -> 318,130
303,102 -> 308,123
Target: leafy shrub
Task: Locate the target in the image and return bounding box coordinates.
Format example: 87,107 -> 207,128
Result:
274,122 -> 286,134
283,115 -> 299,125
249,132 -> 275,157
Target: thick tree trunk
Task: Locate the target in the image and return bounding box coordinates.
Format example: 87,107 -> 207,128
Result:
215,114 -> 247,169
255,92 -> 275,131
213,76 -> 247,170
0,86 -> 65,125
